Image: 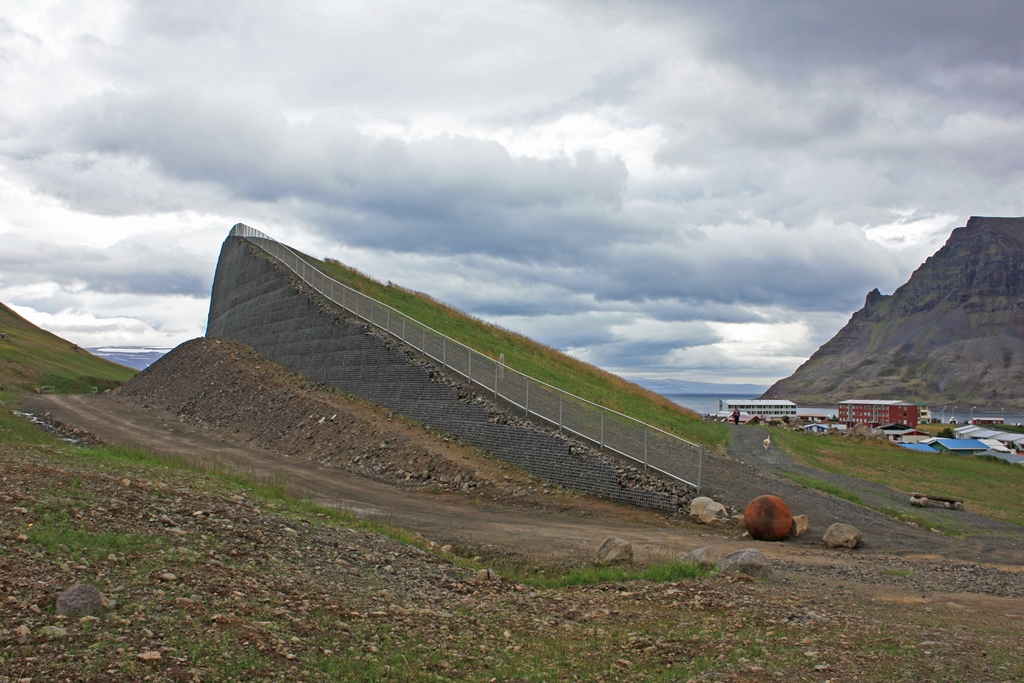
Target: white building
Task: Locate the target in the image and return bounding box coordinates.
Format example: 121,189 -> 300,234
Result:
718,399 -> 797,419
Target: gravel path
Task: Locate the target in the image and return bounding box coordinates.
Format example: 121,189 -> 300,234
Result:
703,424 -> 1024,564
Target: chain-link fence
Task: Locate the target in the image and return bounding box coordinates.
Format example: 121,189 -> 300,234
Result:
230,223 -> 704,489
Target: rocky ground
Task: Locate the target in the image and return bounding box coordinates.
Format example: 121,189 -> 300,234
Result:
3,441 -> 1024,683
5,337 -> 1024,681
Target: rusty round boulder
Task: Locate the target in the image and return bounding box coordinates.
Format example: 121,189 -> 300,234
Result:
743,495 -> 793,542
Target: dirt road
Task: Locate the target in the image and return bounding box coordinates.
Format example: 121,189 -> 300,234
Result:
25,391 -> 1024,590
25,393 -> 758,566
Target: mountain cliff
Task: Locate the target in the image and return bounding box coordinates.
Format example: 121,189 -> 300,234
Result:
763,216 -> 1024,410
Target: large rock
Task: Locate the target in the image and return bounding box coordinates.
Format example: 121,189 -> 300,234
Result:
680,546 -> 725,569
689,496 -> 729,524
717,548 -> 772,579
790,514 -> 809,537
56,583 -> 116,618
595,537 -> 633,566
823,523 -> 862,549
743,495 -> 793,542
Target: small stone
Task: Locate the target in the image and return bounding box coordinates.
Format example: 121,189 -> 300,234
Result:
689,497 -> 729,524
15,624 -> 31,640
823,523 -> 862,549
790,514 -> 808,537
476,568 -> 496,582
107,553 -> 118,562
39,625 -> 68,637
595,537 -> 633,566
121,479 -> 131,487
137,650 -> 162,661
680,546 -> 726,569
56,583 -> 116,618
141,628 -> 154,638
717,548 -> 772,579
440,545 -> 453,555
159,572 -> 177,582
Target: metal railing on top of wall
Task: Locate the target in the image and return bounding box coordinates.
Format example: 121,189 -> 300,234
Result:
229,223 -> 704,490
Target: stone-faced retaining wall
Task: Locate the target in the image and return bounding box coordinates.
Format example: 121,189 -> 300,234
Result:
207,237 -> 694,512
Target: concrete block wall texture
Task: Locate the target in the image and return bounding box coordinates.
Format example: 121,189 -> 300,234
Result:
207,236 -> 689,512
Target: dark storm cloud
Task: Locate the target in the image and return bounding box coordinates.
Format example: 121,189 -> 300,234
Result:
681,0 -> 1024,99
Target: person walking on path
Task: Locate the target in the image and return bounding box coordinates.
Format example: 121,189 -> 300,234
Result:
731,408 -> 741,425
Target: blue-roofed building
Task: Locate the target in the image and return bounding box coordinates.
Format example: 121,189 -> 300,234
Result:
899,442 -> 939,453
930,438 -> 989,455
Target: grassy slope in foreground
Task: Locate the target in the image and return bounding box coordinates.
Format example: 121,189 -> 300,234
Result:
0,301 -> 136,396
772,428 -> 1024,526
298,253 -> 728,447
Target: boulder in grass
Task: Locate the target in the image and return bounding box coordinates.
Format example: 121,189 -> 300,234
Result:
56,583 -> 116,618
743,495 -> 793,542
595,537 -> 633,566
823,523 -> 862,549
717,548 -> 772,579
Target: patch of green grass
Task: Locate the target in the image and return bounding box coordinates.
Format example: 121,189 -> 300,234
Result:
0,301 -> 136,394
882,567 -> 914,577
781,470 -> 864,504
519,561 -> 710,589
773,428 -> 1024,526
28,526 -> 156,560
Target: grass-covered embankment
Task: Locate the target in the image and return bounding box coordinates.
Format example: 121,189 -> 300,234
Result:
0,302 -> 136,394
293,253 -> 728,447
771,429 -> 1024,526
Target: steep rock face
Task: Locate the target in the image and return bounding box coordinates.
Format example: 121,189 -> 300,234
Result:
764,216 -> 1024,409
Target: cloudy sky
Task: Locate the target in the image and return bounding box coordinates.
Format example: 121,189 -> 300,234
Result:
1,1 -> 1022,385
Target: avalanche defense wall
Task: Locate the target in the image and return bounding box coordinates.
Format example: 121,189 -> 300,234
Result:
207,236 -> 691,512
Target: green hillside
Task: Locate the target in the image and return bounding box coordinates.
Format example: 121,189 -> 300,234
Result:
294,253 -> 728,447
0,302 -> 136,397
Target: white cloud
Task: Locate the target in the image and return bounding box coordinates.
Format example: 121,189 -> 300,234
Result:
0,0 -> 1022,384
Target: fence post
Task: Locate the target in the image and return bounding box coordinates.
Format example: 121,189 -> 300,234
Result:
494,362 -> 498,398
442,338 -> 446,367
697,443 -> 704,492
386,308 -> 390,333
402,317 -> 406,341
468,351 -> 472,384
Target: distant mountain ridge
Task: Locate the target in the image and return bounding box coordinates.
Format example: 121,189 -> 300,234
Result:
637,378 -> 768,395
763,216 -> 1024,409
